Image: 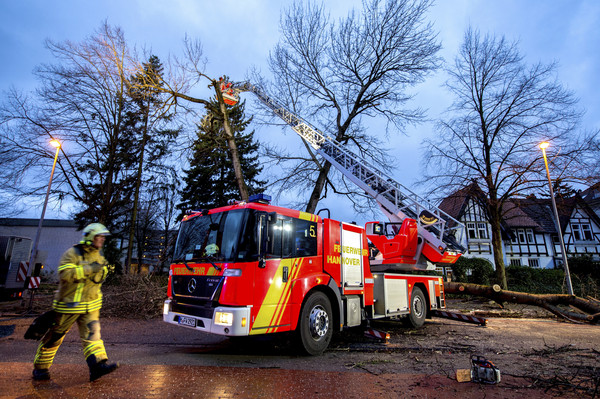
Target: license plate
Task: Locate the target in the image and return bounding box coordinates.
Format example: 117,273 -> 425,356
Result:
178,316 -> 197,327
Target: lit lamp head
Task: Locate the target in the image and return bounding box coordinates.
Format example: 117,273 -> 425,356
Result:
50,139 -> 61,148
539,141 -> 549,150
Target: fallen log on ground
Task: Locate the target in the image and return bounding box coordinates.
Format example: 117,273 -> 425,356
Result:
444,281 -> 600,324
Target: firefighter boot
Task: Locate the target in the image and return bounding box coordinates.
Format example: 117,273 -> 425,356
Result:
87,355 -> 119,382
32,368 -> 51,381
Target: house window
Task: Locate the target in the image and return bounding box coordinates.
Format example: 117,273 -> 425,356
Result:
477,223 -> 489,239
526,229 -> 534,243
582,224 -> 593,241
572,223 -> 593,241
518,230 -> 526,243
509,258 -> 522,266
572,224 -> 581,241
528,258 -> 540,268
467,223 -> 477,239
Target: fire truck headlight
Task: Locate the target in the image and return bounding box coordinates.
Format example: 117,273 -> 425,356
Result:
223,268 -> 242,277
215,311 -> 234,326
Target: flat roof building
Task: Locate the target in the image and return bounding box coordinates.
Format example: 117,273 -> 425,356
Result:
0,218 -> 81,277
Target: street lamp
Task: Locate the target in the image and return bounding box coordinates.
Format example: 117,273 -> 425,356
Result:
539,141 -> 574,295
26,139 -> 62,305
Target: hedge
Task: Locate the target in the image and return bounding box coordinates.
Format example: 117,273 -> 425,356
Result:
452,256 -> 599,296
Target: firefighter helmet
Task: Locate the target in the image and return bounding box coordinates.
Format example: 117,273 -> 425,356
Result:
205,243 -> 219,256
82,223 -> 111,243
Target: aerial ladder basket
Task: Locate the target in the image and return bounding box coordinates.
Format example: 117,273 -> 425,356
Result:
219,78 -> 239,106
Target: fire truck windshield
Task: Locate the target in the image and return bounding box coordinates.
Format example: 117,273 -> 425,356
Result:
173,209 -> 256,263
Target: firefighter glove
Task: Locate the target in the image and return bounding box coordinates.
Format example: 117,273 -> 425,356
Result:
90,262 -> 104,273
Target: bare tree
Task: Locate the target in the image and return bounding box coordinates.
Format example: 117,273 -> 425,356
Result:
264,0 -> 441,213
0,23 -> 136,227
0,90 -> 61,216
423,28 -> 598,289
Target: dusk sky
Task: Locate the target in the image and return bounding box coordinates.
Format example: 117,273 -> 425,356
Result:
1,0 -> 598,223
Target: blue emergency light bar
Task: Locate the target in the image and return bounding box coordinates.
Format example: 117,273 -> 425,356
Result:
248,193 -> 272,204
186,209 -> 209,215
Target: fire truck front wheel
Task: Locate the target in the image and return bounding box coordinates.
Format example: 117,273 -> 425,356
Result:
296,291 -> 332,356
403,286 -> 427,329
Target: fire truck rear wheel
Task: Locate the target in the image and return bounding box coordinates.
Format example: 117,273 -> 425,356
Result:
296,291 -> 332,356
404,286 -> 427,328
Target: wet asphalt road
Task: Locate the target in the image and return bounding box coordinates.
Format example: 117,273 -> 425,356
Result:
0,315 -> 588,398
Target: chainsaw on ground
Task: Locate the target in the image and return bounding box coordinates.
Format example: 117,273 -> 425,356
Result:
471,355 -> 501,384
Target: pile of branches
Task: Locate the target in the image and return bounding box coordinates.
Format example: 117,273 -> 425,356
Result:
445,282 -> 600,324
506,367 -> 600,398
102,274 -> 168,319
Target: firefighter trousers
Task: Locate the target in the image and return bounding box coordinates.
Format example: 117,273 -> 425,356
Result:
33,309 -> 108,370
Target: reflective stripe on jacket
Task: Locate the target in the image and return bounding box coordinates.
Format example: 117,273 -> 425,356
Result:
53,244 -> 108,314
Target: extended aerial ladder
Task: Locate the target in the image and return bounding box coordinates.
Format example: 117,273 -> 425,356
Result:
221,80 -> 465,270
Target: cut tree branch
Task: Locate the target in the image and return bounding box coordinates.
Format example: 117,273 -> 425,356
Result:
445,281 -> 600,324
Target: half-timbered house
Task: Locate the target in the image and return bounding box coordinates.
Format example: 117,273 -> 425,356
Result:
439,182 -> 600,269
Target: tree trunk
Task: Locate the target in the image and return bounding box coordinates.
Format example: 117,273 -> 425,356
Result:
305,125 -> 350,213
213,83 -> 248,201
488,202 -> 508,289
306,162 -> 332,214
445,281 -> 600,324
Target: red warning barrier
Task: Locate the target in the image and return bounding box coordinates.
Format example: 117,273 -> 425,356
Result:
364,328 -> 390,341
28,276 -> 41,289
17,261 -> 28,282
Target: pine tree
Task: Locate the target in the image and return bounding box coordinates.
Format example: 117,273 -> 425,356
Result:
179,99 -> 265,212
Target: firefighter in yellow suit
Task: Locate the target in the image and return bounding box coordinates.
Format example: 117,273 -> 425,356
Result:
32,223 -> 119,382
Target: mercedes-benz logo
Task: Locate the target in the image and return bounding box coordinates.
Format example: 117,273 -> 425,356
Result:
187,278 -> 197,293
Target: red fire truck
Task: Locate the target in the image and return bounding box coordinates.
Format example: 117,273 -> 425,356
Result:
163,82 -> 465,355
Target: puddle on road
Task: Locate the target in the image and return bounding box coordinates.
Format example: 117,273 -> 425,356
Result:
0,324 -> 15,338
